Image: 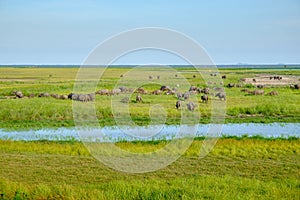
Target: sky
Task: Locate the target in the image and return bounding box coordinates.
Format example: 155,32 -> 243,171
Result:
0,0 -> 299,65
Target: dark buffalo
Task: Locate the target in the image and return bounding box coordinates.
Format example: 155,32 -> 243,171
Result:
257,84 -> 264,89
227,83 -> 235,88
160,86 -> 171,91
221,75 -> 226,79
201,94 -> 208,103
253,78 -> 256,82
175,100 -> 181,109
203,88 -> 210,94
189,86 -> 197,92
215,92 -> 226,100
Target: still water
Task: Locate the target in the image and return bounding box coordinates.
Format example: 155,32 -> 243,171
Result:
0,123 -> 299,142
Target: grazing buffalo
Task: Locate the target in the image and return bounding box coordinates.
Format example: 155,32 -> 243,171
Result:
241,89 -> 250,93
12,91 -> 24,98
166,90 -> 176,95
96,89 -> 109,95
157,75 -> 160,80
252,78 -> 256,82
121,97 -> 129,103
183,92 -> 190,100
136,88 -> 148,94
177,92 -> 183,99
193,75 -> 196,78
68,93 -> 95,102
257,84 -> 264,89
119,86 -> 127,93
151,90 -> 162,95
201,94 -> 208,103
221,75 -> 226,79
28,93 -> 35,98
267,91 -> 279,96
175,74 -> 178,78
111,89 -> 121,95
227,83 -> 235,88
189,86 -> 198,92
203,88 -> 210,94
175,100 -> 181,109
149,76 -> 153,80
295,84 -> 299,89
59,95 -> 68,100
251,90 -> 264,95
136,95 -> 142,103
160,86 -> 171,91
215,92 -> 226,100
38,92 -> 50,97
240,78 -> 246,82
187,102 -> 195,111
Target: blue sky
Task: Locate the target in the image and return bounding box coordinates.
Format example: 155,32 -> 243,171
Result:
0,0 -> 299,65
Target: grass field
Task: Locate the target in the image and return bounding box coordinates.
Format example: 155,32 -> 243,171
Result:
0,138 -> 299,199
0,67 -> 299,130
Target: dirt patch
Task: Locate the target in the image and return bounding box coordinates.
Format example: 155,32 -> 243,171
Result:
242,74 -> 299,86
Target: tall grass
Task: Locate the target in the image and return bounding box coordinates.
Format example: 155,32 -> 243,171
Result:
0,139 -> 299,199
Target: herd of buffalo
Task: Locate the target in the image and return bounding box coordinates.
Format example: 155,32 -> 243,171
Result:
4,76 -> 299,111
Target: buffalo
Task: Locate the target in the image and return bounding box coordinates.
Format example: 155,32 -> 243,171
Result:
183,92 -> 190,100
160,86 -> 171,91
38,92 -> 50,97
175,100 -> 181,109
12,91 -> 24,98
136,95 -> 142,103
151,90 -> 162,95
227,83 -> 235,88
201,94 -> 208,103
215,92 -> 226,100
111,89 -> 121,95
250,90 -> 264,95
96,89 -> 110,95
203,88 -> 210,94
136,88 -> 148,94
257,84 -> 264,89
186,102 -> 195,111
221,75 -> 226,79
267,91 -> 279,96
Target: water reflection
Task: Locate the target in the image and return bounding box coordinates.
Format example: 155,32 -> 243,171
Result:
0,123 -> 299,141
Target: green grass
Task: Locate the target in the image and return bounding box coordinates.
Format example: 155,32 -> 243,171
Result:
0,138 -> 299,199
0,67 -> 299,130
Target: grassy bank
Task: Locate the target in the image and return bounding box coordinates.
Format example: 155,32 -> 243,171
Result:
0,138 -> 299,199
0,67 -> 299,130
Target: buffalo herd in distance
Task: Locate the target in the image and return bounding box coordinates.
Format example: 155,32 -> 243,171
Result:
6,73 -> 300,112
